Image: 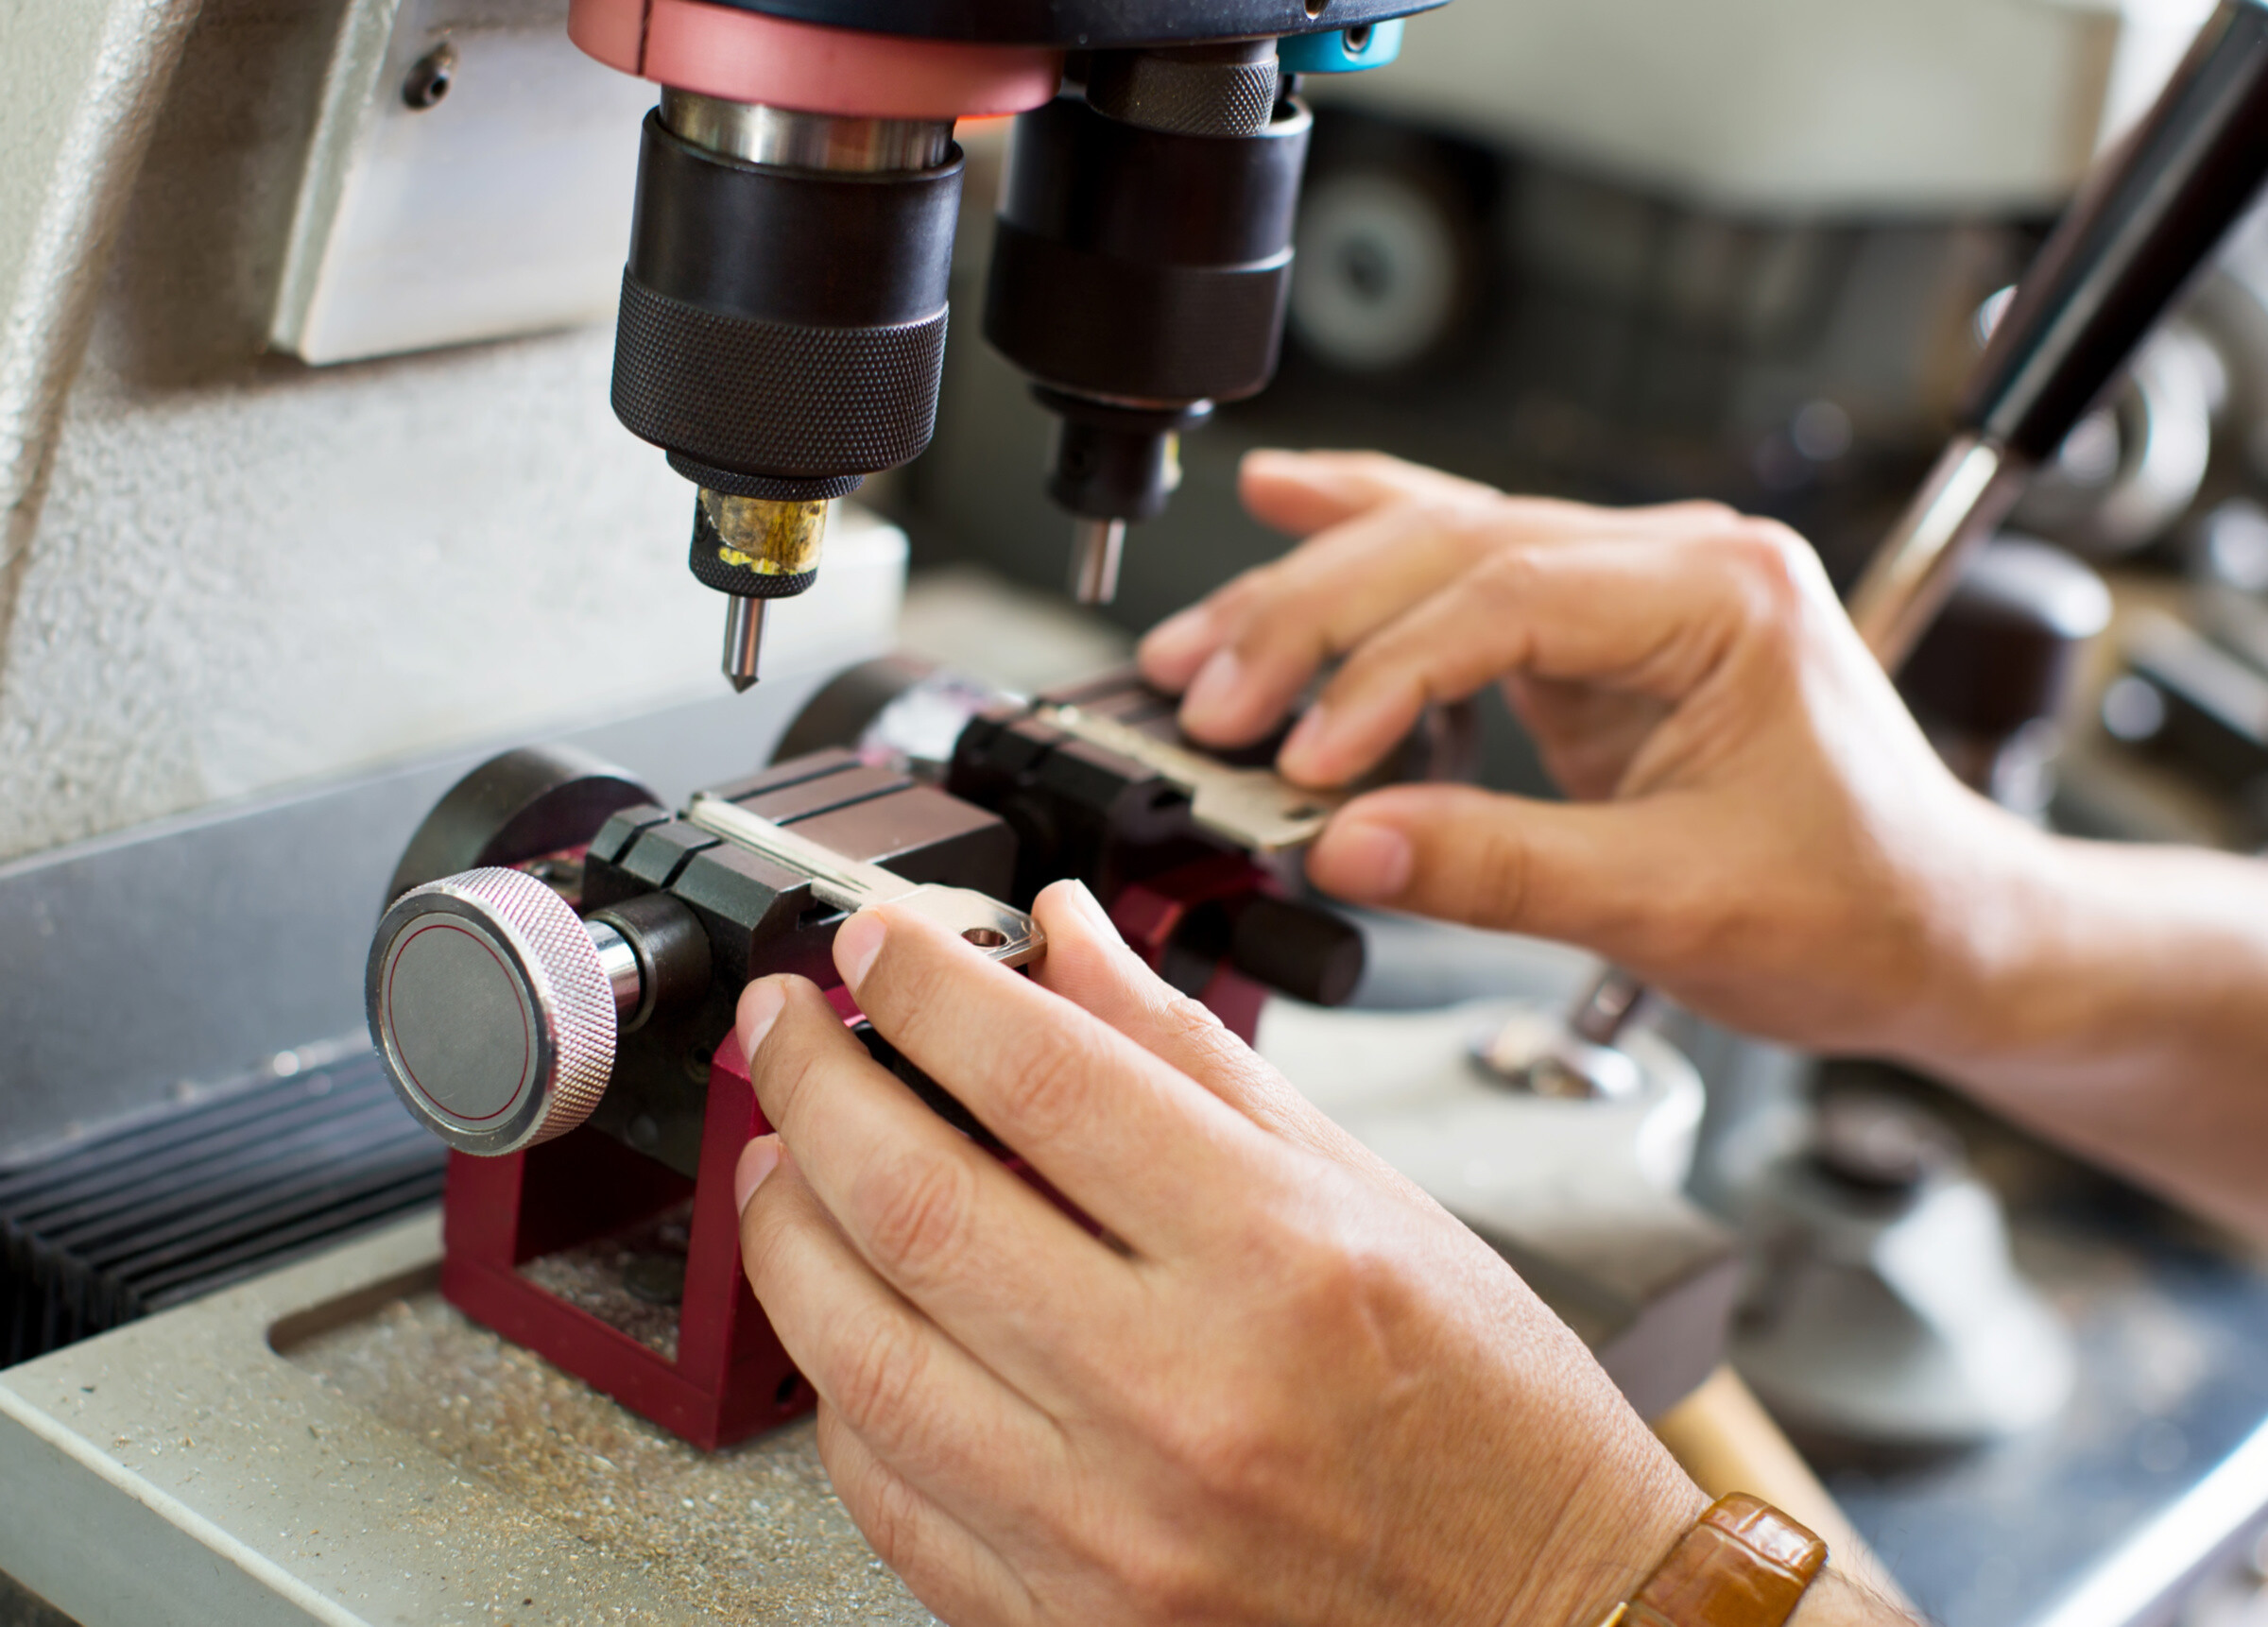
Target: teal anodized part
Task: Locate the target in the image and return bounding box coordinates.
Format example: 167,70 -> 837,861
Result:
1277,19 -> 1405,74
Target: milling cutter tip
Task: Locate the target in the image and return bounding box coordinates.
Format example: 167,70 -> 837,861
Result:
1069,517 -> 1128,606
722,595 -> 765,693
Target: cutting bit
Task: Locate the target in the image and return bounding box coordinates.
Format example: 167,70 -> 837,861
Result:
722,597 -> 765,693
1069,517 -> 1127,605
1034,702 -> 1345,853
684,795 -> 1045,967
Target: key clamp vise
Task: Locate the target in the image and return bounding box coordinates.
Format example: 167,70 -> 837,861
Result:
365,665 -> 1461,1447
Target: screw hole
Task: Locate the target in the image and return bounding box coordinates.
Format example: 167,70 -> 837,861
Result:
403,43 -> 456,110
962,927 -> 1010,950
1304,0 -> 1329,16
1343,23 -> 1372,49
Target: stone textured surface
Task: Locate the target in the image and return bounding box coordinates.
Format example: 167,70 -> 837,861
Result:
0,1216 -> 935,1625
0,0 -> 892,864
0,0 -> 204,745
0,324 -> 736,861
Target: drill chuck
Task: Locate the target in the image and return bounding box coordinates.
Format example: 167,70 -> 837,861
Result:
611,92 -> 965,687
984,52 -> 1312,602
613,103 -> 962,495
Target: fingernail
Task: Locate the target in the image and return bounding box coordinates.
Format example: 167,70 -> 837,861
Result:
734,1134 -> 782,1216
834,910 -> 886,992
1279,703 -> 1333,779
1140,607 -> 1214,676
1180,647 -> 1245,732
739,979 -> 785,1067
1316,821 -> 1414,902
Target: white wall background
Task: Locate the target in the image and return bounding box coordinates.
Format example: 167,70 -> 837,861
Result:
1327,0 -> 2208,214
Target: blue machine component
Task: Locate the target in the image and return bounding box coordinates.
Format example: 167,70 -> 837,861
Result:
1279,20 -> 1405,73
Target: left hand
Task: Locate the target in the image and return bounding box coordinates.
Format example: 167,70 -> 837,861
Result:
732,882 -> 1704,1627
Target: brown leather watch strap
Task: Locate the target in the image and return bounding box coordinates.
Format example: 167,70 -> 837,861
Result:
1599,1494 -> 1829,1627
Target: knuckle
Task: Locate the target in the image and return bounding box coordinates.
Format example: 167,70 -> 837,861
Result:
735,1200 -> 793,1299
841,1450 -> 927,1575
1720,519 -> 1808,587
1140,1392 -> 1296,1563
1456,816 -> 1533,927
1206,565 -> 1274,626
1155,989 -> 1229,1053
1705,521 -> 1816,632
859,1152 -> 977,1287
753,1019 -> 833,1126
1434,496 -> 1519,556
1279,1213 -> 1408,1324
856,1477 -> 919,1572
863,940 -> 961,1052
987,1019 -> 1092,1145
1470,542 -> 1549,604
833,1308 -> 935,1434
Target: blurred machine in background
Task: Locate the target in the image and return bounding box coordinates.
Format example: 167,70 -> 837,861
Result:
903,0 -> 2268,616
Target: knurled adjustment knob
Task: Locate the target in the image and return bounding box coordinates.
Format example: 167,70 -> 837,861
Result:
368,866 -> 619,1156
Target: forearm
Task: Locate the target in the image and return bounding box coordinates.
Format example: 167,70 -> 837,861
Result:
1907,825 -> 2268,1242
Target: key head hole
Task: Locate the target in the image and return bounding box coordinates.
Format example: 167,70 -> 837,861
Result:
962,928 -> 1010,950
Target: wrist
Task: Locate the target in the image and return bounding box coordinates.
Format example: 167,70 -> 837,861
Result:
1886,795 -> 2072,1078
1789,1567 -> 1918,1627
1514,1457 -> 1709,1627
1556,1490 -> 1847,1627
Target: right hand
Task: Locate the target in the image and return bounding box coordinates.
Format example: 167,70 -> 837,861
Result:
1137,449 -> 2038,1065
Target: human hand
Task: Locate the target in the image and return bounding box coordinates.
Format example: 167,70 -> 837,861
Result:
732,882 -> 1705,1627
1137,449 -> 2037,1064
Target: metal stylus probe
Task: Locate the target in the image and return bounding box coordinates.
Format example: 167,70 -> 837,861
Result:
1531,0 -> 2268,1094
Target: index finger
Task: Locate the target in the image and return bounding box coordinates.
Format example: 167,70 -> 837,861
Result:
833,893 -> 1281,1259
1277,523 -> 1827,786
1239,447 -> 1502,537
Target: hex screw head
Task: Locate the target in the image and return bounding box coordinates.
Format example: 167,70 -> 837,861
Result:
402,43 -> 456,110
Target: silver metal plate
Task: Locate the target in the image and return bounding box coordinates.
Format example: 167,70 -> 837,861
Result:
1035,702 -> 1346,853
271,0 -> 656,364
684,795 -> 1044,968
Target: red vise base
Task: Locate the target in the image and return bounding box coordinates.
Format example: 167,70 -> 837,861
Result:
439,1035 -> 800,1453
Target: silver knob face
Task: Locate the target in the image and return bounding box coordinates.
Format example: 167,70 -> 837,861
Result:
368,866 -> 617,1156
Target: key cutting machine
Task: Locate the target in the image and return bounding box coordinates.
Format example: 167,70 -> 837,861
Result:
565,0 -> 1445,687
364,671 -> 1457,1447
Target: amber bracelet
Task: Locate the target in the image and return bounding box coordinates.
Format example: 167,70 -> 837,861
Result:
1594,1494 -> 1829,1627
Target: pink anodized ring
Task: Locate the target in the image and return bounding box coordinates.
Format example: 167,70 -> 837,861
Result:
568,0 -> 1065,118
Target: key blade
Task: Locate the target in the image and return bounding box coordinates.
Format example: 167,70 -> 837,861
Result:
1034,704 -> 1345,854
687,794 -> 910,904
684,795 -> 1045,968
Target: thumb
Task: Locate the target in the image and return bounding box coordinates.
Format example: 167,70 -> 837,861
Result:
1306,783 -> 1692,955
1240,448 -> 1498,538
